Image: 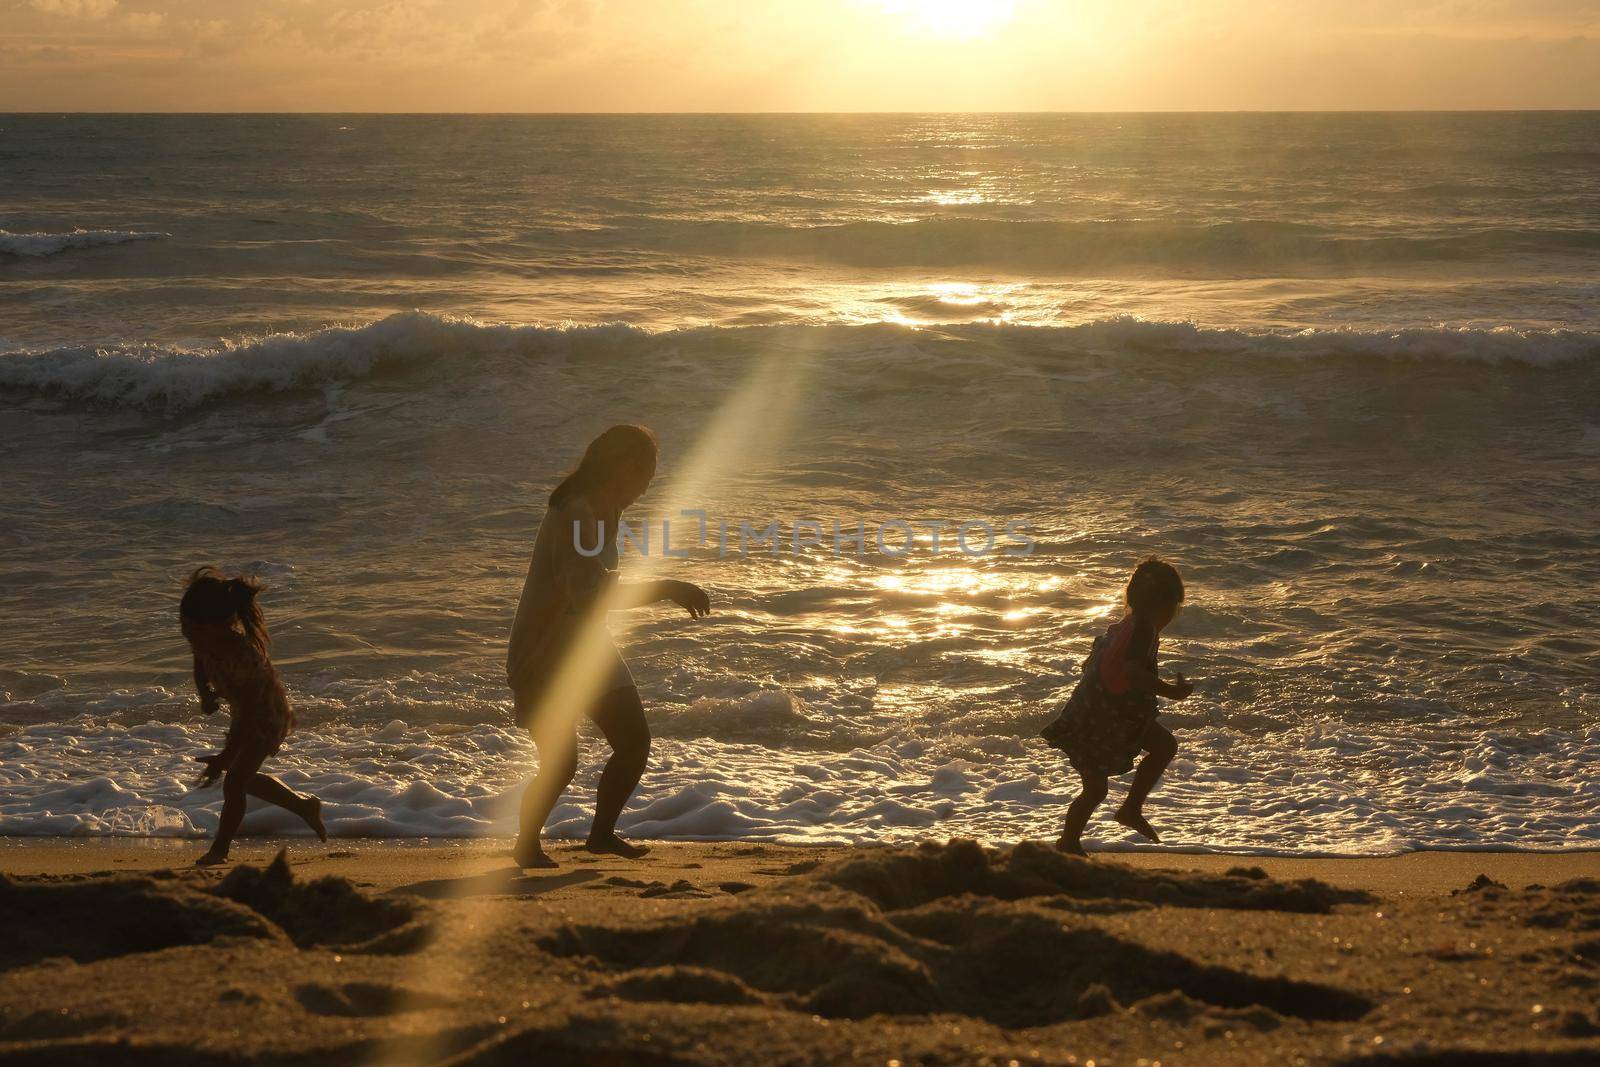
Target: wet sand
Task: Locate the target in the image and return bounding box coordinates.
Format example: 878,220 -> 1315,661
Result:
1,838 -> 1596,1065
6,837 -> 1597,897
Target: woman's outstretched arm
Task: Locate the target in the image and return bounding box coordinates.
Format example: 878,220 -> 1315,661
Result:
608,579 -> 711,618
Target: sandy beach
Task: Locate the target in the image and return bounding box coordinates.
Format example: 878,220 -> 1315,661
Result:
2,839 -> 1595,1065
7,6 -> 1600,1063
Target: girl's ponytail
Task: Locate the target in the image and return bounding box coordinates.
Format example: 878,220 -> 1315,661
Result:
181,568 -> 270,655
226,577 -> 270,655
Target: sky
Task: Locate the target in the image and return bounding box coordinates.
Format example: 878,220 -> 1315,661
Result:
2,0 -> 1600,112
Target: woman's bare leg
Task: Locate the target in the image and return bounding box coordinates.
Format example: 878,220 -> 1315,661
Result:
1116,722 -> 1177,842
516,718 -> 578,868
585,686 -> 650,858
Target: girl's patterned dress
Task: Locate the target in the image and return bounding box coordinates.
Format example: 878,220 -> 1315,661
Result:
183,619 -> 295,756
1040,615 -> 1159,777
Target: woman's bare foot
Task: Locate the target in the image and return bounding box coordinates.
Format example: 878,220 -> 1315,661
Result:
300,795 -> 328,843
513,838 -> 559,869
194,850 -> 229,868
584,833 -> 649,859
1054,836 -> 1088,857
1114,806 -> 1161,842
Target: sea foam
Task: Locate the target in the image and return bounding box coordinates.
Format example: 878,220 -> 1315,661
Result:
1,714 -> 1595,855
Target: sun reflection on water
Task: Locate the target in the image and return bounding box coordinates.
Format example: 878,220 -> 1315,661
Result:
873,567 -> 1063,599
922,189 -> 988,206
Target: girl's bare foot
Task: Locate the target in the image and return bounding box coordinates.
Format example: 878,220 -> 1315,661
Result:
301,795 -> 328,843
514,838 -> 559,869
1054,836 -> 1088,857
194,850 -> 229,868
584,833 -> 649,859
1114,806 -> 1161,842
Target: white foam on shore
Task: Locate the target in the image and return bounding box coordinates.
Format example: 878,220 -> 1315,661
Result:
1,715 -> 1595,855
0,228 -> 168,258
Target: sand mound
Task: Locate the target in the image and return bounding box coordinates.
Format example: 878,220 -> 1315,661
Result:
541,892 -> 939,1019
814,838 -> 1372,913
590,966 -> 765,1006
597,877 -> 715,899
540,872 -> 1372,1026
1450,875 -> 1600,932
1523,878 -> 1600,931
0,872 -> 280,970
0,1008 -> 127,1044
1336,1052 -> 1600,1066
445,1008 -> 699,1067
1454,873 -> 1508,895
0,851 -> 427,972
890,896 -> 1371,1026
215,849 -> 429,952
294,980 -> 457,1017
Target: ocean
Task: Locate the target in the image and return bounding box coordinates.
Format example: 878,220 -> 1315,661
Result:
1,113 -> 1597,854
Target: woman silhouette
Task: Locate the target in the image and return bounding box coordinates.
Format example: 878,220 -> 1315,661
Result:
507,425 -> 710,868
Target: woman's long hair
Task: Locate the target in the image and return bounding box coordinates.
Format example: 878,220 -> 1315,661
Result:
180,566 -> 270,656
549,424 -> 658,509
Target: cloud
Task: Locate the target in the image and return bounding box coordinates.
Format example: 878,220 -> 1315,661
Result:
2,0 -> 1599,110
28,0 -> 119,19
121,10 -> 164,34
0,39 -> 84,61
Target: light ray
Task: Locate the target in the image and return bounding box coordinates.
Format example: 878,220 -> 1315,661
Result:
361,336 -> 824,1066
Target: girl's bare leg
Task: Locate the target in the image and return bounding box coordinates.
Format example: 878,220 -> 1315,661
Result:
197,743 -> 271,866
1059,772 -> 1109,856
1115,722 -> 1178,842
246,773 -> 326,841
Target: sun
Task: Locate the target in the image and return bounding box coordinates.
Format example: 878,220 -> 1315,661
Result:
878,0 -> 1018,40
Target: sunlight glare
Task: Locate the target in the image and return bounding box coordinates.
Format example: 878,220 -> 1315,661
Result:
878,0 -> 1017,40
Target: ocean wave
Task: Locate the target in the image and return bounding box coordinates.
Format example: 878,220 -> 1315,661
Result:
640,218 -> 1600,271
0,228 -> 169,258
2,312 -> 1596,412
0,312 -> 648,411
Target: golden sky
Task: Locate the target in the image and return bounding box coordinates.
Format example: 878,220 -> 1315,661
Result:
3,0 -> 1600,111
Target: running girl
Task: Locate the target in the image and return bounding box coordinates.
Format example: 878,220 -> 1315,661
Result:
1041,557 -> 1195,855
180,567 -> 325,866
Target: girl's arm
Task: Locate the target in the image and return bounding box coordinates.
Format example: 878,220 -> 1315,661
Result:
1125,662 -> 1194,700
195,716 -> 246,787
193,656 -> 220,714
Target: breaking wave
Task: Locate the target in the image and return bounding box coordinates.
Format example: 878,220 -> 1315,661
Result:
3,312 -> 1596,412
0,228 -> 169,258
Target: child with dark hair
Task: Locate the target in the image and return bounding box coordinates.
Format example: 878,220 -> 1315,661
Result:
1041,557 -> 1195,855
180,567 -> 325,866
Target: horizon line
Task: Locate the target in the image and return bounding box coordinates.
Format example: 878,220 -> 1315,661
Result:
5,108 -> 1600,117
